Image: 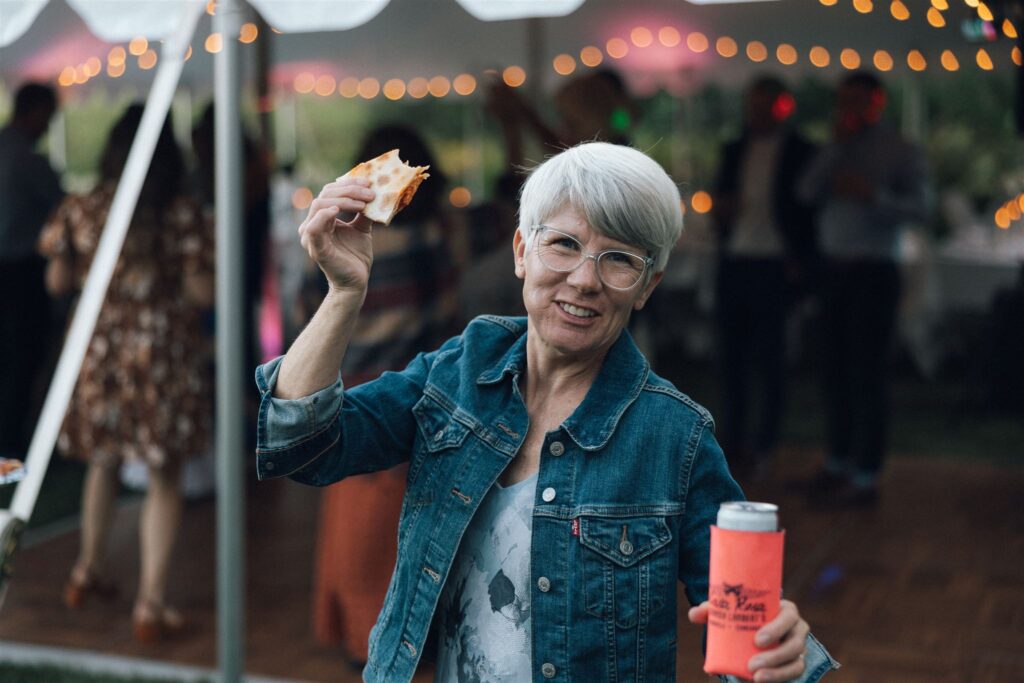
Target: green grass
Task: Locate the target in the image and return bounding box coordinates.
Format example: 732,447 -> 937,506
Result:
0,662 -> 209,683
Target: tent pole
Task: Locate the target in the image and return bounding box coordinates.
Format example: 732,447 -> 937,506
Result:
214,0 -> 246,681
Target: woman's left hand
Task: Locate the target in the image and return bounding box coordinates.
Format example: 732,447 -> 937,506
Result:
688,599 -> 809,682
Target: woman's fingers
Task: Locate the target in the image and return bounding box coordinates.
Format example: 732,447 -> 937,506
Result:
307,195 -> 367,217
748,601 -> 810,682
687,602 -> 710,625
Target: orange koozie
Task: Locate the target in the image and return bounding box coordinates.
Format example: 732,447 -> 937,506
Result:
704,521 -> 785,679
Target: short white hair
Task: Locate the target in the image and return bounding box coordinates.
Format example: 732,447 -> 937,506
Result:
517,142 -> 683,272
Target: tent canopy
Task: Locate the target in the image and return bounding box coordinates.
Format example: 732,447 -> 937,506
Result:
2,0 -> 1019,101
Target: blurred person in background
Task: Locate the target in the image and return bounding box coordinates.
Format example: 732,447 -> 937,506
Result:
191,102 -> 271,430
255,142 -> 835,682
39,104 -> 214,642
310,125 -> 459,669
712,76 -> 817,482
0,82 -> 64,456
797,71 -> 929,507
486,68 -> 638,169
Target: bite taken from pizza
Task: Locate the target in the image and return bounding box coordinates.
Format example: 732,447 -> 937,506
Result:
338,149 -> 430,226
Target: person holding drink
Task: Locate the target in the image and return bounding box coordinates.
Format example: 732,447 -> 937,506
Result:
255,142 -> 836,682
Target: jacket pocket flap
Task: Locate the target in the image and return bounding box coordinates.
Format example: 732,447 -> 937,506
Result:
412,396 -> 471,452
579,516 -> 672,567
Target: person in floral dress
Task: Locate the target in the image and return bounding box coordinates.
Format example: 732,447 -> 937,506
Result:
38,104 -> 214,642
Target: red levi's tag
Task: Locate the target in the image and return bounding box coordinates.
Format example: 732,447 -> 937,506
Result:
571,518 -> 580,537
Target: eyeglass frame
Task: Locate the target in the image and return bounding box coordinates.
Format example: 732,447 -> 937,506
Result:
529,224 -> 654,291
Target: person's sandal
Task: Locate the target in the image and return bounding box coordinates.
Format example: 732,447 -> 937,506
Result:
63,570 -> 118,609
132,602 -> 186,644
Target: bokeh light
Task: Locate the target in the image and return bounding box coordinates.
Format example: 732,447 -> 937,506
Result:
453,74 -> 477,96
691,191 -> 713,214
658,26 -> 681,48
502,66 -> 526,87
606,38 -> 629,59
809,46 -> 830,67
449,187 -> 472,208
686,32 -> 709,53
776,44 -> 798,65
716,36 -> 738,58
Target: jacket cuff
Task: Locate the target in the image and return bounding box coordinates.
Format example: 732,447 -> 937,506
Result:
254,357 -> 344,479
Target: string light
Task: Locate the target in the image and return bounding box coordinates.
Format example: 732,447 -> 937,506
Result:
292,187 -> 313,210
338,77 -> 360,98
453,74 -> 477,96
1013,46 -> 1022,67
853,0 -> 873,14
1003,19 -> 1018,39
383,78 -> 406,100
314,74 -> 336,96
716,36 -> 738,58
107,62 -> 125,78
890,0 -> 910,20
658,26 -> 681,48
840,48 -> 861,69
746,41 -> 768,62
239,22 -> 258,43
940,49 -> 960,70
406,77 -> 429,98
809,46 -> 831,67
428,76 -> 451,97
128,37 -> 148,56
873,49 -> 894,71
907,49 -> 927,71
976,2 -> 993,22
502,66 -> 526,87
553,54 -> 576,76
108,46 -> 126,66
976,47 -> 993,70
690,191 -> 713,214
926,7 -> 946,27
580,46 -> 603,67
84,57 -> 101,77
819,0 -> 838,5
606,38 -> 629,59
138,49 -> 157,70
776,44 -> 798,65
58,67 -> 75,87
449,187 -> 472,208
994,207 -> 1010,229
686,32 -> 709,53
358,78 -> 381,99
205,33 -> 223,53
294,73 -> 315,94
630,27 -> 653,48
930,0 -> 948,9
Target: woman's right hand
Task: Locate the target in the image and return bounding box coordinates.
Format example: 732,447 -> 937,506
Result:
298,178 -> 376,294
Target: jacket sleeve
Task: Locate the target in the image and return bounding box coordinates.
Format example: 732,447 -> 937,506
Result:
254,335 -> 461,485
677,419 -> 744,605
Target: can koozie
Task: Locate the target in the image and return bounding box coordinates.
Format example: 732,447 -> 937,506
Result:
703,525 -> 786,679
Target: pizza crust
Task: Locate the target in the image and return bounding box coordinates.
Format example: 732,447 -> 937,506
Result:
338,149 -> 430,225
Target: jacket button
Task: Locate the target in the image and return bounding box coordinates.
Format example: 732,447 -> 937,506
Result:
548,441 -> 565,456
620,540 -> 634,555
264,461 -> 275,471
434,428 -> 445,441
541,487 -> 556,502
537,576 -> 551,592
541,662 -> 556,678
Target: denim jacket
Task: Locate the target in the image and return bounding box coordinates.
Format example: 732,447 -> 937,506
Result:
255,315 -> 838,682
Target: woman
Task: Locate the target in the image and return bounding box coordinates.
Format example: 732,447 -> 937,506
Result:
39,104 -> 214,642
256,143 -> 836,682
311,125 -> 458,666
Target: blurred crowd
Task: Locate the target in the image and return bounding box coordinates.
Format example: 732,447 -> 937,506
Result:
1,65 -> 1021,660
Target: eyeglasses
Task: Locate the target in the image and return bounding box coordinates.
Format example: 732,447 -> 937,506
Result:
531,225 -> 653,291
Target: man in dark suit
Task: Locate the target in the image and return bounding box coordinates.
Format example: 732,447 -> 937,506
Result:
712,76 -> 817,481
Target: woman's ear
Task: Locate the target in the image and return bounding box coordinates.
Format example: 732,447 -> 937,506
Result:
513,228 -> 527,280
633,271 -> 663,311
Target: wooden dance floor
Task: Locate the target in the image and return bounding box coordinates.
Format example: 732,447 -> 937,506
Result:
0,449 -> 1021,682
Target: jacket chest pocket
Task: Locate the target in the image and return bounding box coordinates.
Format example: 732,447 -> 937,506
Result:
579,515 -> 673,629
409,395 -> 471,479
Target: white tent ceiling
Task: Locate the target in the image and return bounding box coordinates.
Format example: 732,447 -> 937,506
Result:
2,0 -> 1020,100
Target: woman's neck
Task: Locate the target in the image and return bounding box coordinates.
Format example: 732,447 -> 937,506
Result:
523,334 -> 606,419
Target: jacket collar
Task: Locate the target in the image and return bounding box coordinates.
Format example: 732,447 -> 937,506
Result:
477,323 -> 650,452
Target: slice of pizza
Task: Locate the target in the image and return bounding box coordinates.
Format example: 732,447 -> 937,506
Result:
338,149 -> 430,226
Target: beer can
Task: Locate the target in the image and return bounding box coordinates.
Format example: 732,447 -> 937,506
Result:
704,501 -> 785,679
716,501 -> 778,532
